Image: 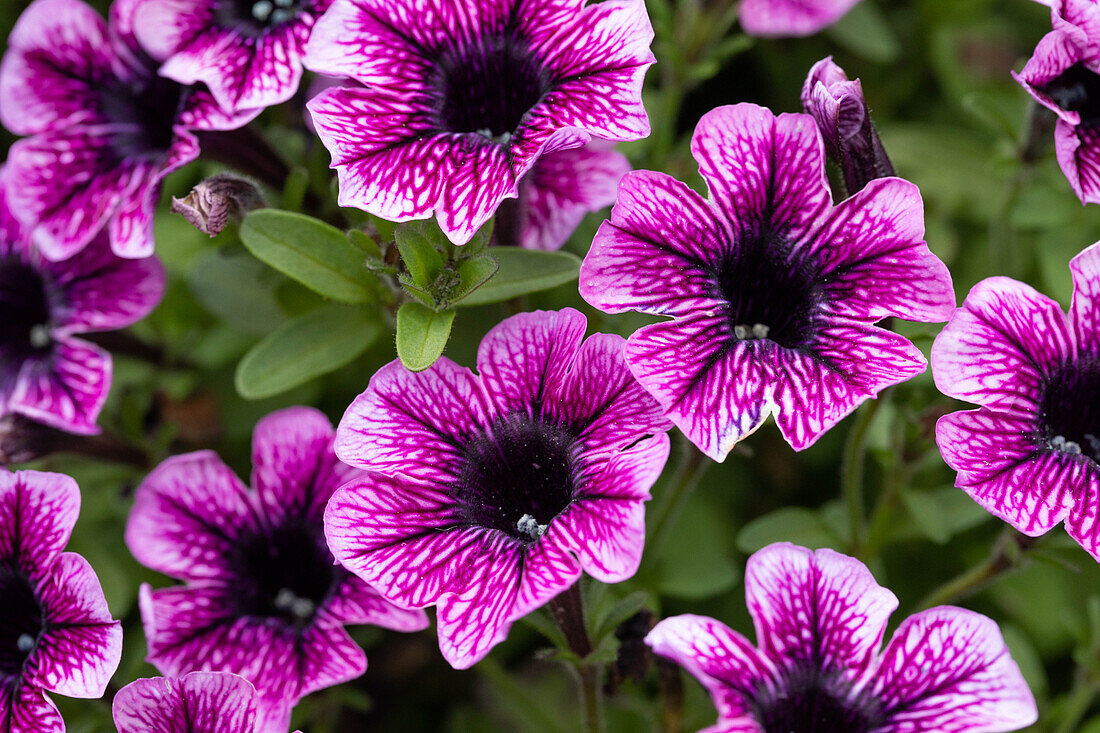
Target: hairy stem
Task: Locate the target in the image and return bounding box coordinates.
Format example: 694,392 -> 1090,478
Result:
916,529 -> 1036,611
548,583 -> 602,733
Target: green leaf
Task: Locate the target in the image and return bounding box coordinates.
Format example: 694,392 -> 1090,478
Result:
394,222 -> 446,286
651,496 -> 738,599
189,249 -> 286,334
239,209 -> 376,303
395,302 -> 455,372
347,228 -> 383,260
825,1 -> 900,63
235,303 -> 381,399
899,486 -> 991,544
448,253 -> 499,305
457,248 -> 581,306
591,591 -> 648,642
736,507 -> 842,554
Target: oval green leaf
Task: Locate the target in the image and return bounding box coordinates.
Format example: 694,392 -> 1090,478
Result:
235,303 -> 382,399
457,248 -> 581,306
396,301 -> 455,372
240,209 -> 376,303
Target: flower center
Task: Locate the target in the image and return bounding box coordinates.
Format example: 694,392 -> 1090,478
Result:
233,524 -> 340,628
0,567 -> 43,682
100,75 -> 182,160
1040,358 -> 1100,462
715,230 -> 818,349
752,667 -> 882,733
0,259 -> 52,364
1042,63 -> 1100,127
214,0 -> 303,35
434,35 -> 551,140
453,414 -> 578,542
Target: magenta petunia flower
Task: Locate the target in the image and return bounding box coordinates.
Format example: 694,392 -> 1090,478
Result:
1014,0 -> 1100,204
647,543 -> 1037,733
0,469 -> 123,733
0,0 -> 259,260
739,0 -> 863,38
327,308 -> 672,669
114,671 -> 302,733
932,241 -> 1100,561
302,0 -> 655,245
517,141 -> 630,251
127,406 -> 428,733
0,171 -> 165,435
579,103 -> 955,462
130,0 -> 332,113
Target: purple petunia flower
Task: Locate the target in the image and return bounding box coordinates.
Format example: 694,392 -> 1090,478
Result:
127,406 -> 428,733
932,241 -> 1100,561
646,543 -> 1038,733
0,0 -> 259,260
1014,0 -> 1100,204
739,0 -> 863,38
131,0 -> 331,113
114,671 -> 302,733
579,103 -> 955,462
327,308 -> 672,669
801,57 -> 895,196
0,469 -> 123,733
0,171 -> 165,435
302,0 -> 655,245
516,141 -> 630,251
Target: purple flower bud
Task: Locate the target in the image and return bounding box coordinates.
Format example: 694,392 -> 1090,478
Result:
801,57 -> 895,196
171,174 -> 265,237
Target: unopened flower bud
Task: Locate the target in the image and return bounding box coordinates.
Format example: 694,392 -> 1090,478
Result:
801,57 -> 895,195
171,174 -> 265,237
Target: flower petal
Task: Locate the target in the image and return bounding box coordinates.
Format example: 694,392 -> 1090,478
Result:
1070,240 -> 1100,356
936,408 -> 1083,537
645,614 -> 771,724
0,685 -> 64,733
0,470 -> 79,578
10,337 -> 110,435
810,177 -> 955,323
874,608 -> 1038,732
1013,27 -> 1087,123
335,358 -> 491,483
691,104 -> 831,248
745,543 -> 898,684
326,575 -> 430,631
250,406 -> 341,523
50,245 -> 165,334
739,0 -> 862,37
1057,119 -> 1100,205
126,451 -> 255,582
579,170 -> 729,317
113,672 -> 259,733
931,276 -> 1073,415
30,553 -> 122,698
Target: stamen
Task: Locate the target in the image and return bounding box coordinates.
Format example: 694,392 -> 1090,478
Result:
734,323 -> 772,341
29,324 -> 50,350
516,513 -> 548,539
1050,435 -> 1083,454
16,634 -> 34,653
751,323 -> 770,339
251,0 -> 273,21
273,588 -> 316,620
271,8 -> 292,23
734,324 -> 750,340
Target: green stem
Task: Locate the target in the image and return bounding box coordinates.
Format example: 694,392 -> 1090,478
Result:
839,398 -> 884,555
548,584 -> 602,733
916,529 -> 1034,611
648,440 -> 708,556
1056,674 -> 1100,733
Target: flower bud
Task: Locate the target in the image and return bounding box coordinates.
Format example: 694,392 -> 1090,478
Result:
171,174 -> 265,237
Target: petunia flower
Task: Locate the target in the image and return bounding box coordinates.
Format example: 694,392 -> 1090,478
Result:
0,469 -> 123,733
127,406 -> 429,733
130,0 -> 331,113
579,103 -> 955,462
327,308 -> 672,669
0,171 -> 165,436
933,241 -> 1100,561
114,671 -> 302,733
1014,0 -> 1100,204
739,0 -> 863,38
302,0 -> 655,245
0,0 -> 260,260
646,543 -> 1038,733
801,56 -> 895,196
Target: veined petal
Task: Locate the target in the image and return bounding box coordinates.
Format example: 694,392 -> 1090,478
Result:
50,245 -> 165,334
250,406 -> 340,522
30,553 -> 122,698
1070,241 -> 1100,356
335,358 -> 491,483
625,314 -> 770,462
931,276 -> 1073,415
0,470 -> 79,578
10,337 -> 111,435
579,170 -> 729,317
0,0 -> 111,135
1065,469 -> 1100,561
1013,27 -> 1088,123
810,177 -> 955,323
874,608 -> 1038,732
0,686 -> 64,733
645,614 -> 772,723
113,672 -> 259,733
1057,120 -> 1100,205
739,0 -> 862,38
126,451 -> 256,582
936,409 -> 1083,537
177,87 -> 261,132
745,543 -> 898,684
691,104 -> 831,248
326,575 -> 430,631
